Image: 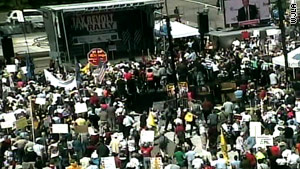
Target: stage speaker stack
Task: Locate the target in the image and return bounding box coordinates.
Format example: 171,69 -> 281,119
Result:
1,36 -> 14,64
197,12 -> 209,34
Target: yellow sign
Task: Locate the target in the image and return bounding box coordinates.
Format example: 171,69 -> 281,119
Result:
166,84 -> 175,97
16,117 -> 28,130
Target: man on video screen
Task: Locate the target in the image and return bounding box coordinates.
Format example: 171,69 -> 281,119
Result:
237,0 -> 258,22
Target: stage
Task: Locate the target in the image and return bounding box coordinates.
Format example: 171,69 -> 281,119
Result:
208,25 -> 279,49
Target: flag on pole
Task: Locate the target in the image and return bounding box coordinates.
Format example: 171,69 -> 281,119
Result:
75,59 -> 82,84
81,63 -> 90,74
9,75 -> 14,88
97,62 -> 107,84
220,129 -> 229,162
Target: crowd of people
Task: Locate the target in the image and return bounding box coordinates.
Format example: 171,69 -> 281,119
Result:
0,27 -> 299,169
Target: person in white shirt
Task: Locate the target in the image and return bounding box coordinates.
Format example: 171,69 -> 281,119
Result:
235,133 -> 244,156
232,38 -> 240,47
232,120 -> 241,138
123,114 -> 135,139
287,150 -> 299,169
269,72 -> 278,86
192,154 -> 204,169
241,111 -> 251,125
215,154 -> 227,169
126,157 -> 140,169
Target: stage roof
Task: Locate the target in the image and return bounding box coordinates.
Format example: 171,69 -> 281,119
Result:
42,0 -> 162,12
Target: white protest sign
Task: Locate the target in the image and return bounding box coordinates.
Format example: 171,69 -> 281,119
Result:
117,132 -> 124,141
100,157 -> 116,169
296,111 -> 300,123
1,121 -> 13,128
0,113 -> 17,123
35,98 -> 46,105
250,122 -> 261,137
21,67 -> 27,74
6,65 -> 17,73
256,135 -> 273,147
253,30 -> 260,37
140,130 -> 155,143
75,102 -> 88,114
52,124 -> 69,134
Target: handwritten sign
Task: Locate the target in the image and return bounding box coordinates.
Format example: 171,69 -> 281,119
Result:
256,135 -> 273,147
16,117 -> 28,129
100,157 -> 116,169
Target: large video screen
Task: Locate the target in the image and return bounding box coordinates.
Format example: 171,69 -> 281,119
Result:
224,0 -> 270,26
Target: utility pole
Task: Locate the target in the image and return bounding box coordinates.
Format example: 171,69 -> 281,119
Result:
165,0 -> 178,108
277,0 -> 289,84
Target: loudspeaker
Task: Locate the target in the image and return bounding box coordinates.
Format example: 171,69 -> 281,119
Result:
1,36 -> 14,64
198,12 -> 209,33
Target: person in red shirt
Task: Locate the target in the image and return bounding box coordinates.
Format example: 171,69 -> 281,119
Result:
245,150 -> 256,169
90,93 -> 99,106
175,123 -> 185,146
141,142 -> 153,169
146,69 -> 154,90
202,98 -> 213,122
270,142 -> 280,157
113,153 -> 122,168
124,70 -> 133,81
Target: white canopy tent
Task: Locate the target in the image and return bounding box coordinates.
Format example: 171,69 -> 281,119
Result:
154,20 -> 200,39
272,47 -> 300,68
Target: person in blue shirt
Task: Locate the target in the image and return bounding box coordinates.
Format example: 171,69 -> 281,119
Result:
231,155 -> 241,169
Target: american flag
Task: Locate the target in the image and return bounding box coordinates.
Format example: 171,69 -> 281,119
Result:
9,75 -> 14,88
134,30 -> 142,45
97,62 -> 107,84
122,30 -> 131,44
